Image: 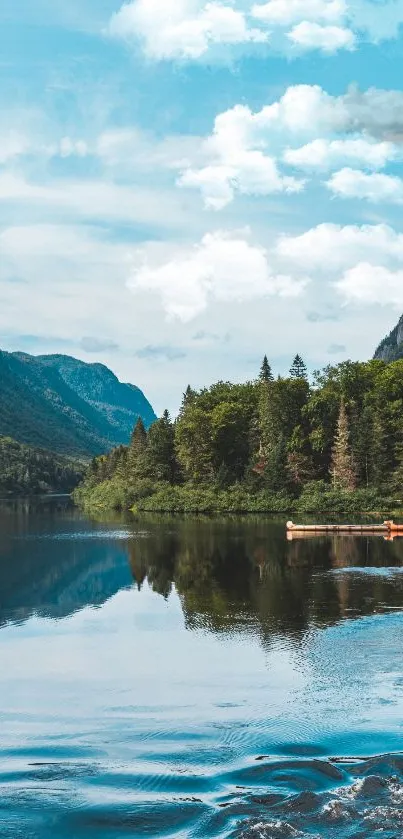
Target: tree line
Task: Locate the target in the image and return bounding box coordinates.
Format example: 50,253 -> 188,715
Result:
75,355 -> 403,512
0,437 -> 83,496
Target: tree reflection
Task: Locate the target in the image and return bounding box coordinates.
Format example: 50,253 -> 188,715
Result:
1,502 -> 403,637
126,516 -> 403,645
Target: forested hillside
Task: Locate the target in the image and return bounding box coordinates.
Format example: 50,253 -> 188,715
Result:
75,355 -> 403,514
0,351 -> 156,457
0,437 -> 83,496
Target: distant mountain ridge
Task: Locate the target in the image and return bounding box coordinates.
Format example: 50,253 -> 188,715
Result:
374,315 -> 403,362
0,351 -> 156,457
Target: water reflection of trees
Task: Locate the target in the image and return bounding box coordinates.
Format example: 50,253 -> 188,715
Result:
2,503 -> 403,635
127,516 -> 403,643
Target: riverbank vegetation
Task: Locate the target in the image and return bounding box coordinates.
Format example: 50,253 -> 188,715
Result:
74,357 -> 403,514
0,436 -> 84,496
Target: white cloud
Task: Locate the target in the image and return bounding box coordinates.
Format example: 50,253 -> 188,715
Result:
252,0 -> 346,25
177,83 -> 403,209
178,165 -> 237,211
107,0 -> 403,62
336,263 -> 403,307
327,167 -> 403,202
287,20 -> 355,51
275,222 -> 403,273
108,0 -> 268,60
127,231 -> 307,321
179,151 -> 304,210
274,221 -> 403,313
284,137 -> 396,170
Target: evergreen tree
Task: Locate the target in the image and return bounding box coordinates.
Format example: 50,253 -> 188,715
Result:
390,442 -> 403,496
286,424 -> 315,488
146,410 -> 179,483
259,356 -> 273,383
127,418 -> 148,477
290,354 -> 308,380
264,434 -> 289,492
179,385 -> 196,416
258,377 -> 280,461
115,445 -> 129,483
351,401 -> 374,487
330,399 -> 356,491
371,410 -> 390,489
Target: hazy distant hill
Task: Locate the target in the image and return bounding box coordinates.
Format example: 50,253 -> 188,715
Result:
0,351 -> 156,457
374,315 -> 403,363
0,436 -> 83,496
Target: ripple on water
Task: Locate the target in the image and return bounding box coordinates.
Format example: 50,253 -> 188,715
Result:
17,531 -> 151,541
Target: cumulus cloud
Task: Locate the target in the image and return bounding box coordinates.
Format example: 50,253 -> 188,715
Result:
275,222 -> 403,272
107,0 -> 403,62
284,137 -> 396,170
272,220 -> 403,311
252,0 -> 346,25
327,167 -> 403,202
336,263 -> 403,307
287,21 -> 355,51
127,231 -> 307,321
178,153 -> 303,210
108,0 -> 268,60
177,83 -> 403,208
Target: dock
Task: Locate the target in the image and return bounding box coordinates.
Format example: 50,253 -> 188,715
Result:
286,520 -> 403,535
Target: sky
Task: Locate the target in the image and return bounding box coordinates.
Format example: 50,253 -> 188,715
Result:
2,0 -> 403,414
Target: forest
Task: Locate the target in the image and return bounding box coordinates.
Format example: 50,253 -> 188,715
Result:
0,437 -> 83,496
74,356 -> 403,514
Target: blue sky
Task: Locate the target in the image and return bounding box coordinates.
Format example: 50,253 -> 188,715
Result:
2,0 -> 403,414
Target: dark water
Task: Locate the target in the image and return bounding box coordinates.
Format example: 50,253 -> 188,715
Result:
1,499 -> 403,838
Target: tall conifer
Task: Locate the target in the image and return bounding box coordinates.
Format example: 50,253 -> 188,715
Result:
330,399 -> 356,491
127,418 -> 147,477
290,355 -> 308,380
259,356 -> 273,383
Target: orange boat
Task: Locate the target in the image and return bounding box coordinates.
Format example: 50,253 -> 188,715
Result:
286,520 -> 403,535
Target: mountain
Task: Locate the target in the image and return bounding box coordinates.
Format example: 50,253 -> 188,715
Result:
374,315 -> 403,362
0,351 -> 156,457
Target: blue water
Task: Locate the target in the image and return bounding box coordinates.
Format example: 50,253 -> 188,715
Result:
0,499 -> 403,837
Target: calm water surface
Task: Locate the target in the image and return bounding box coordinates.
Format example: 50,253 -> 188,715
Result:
0,498 -> 403,838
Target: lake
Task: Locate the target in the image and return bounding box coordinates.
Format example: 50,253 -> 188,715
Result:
0,498 -> 403,838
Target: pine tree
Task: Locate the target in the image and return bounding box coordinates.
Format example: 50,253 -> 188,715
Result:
371,410 -> 390,489
127,418 -> 148,478
146,410 -> 179,483
259,356 -> 273,383
264,434 -> 289,492
290,354 -> 308,380
179,385 -> 196,416
330,399 -> 356,491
